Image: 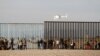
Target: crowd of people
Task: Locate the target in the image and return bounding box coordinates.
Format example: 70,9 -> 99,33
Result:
37,38 -> 100,50
0,37 -> 27,50
0,37 -> 100,50
0,37 -> 8,50
37,38 -> 76,49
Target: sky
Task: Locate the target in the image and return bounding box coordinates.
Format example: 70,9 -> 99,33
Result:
0,0 -> 100,23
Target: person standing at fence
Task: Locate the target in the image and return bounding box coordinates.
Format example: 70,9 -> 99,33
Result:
17,37 -> 20,49
85,41 -> 91,49
37,40 -> 40,49
48,39 -> 53,49
60,38 -> 64,49
0,38 -> 4,50
64,40 -> 68,49
43,39 -> 47,49
94,41 -> 98,49
98,42 -> 100,49
55,40 -> 59,49
23,38 -> 27,49
40,39 -> 43,49
50,39 -> 54,49
4,39 -> 8,50
19,40 -> 23,50
70,41 -> 75,49
10,38 -> 14,50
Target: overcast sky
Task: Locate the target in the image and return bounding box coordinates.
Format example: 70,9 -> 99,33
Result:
0,0 -> 100,23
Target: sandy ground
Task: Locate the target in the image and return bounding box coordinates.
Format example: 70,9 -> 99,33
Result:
0,49 -> 100,56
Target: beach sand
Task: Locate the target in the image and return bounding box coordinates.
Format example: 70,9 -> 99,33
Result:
0,49 -> 100,56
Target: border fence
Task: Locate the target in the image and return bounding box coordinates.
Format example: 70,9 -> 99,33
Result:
44,21 -> 100,49
0,21 -> 100,50
0,23 -> 44,49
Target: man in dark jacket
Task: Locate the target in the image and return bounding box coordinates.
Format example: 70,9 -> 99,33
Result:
98,42 -> 100,49
10,38 -> 14,50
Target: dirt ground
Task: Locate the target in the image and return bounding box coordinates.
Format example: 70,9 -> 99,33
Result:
0,49 -> 100,56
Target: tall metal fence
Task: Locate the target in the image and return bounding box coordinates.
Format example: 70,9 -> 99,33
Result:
44,21 -> 100,49
0,22 -> 100,50
0,23 -> 44,49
